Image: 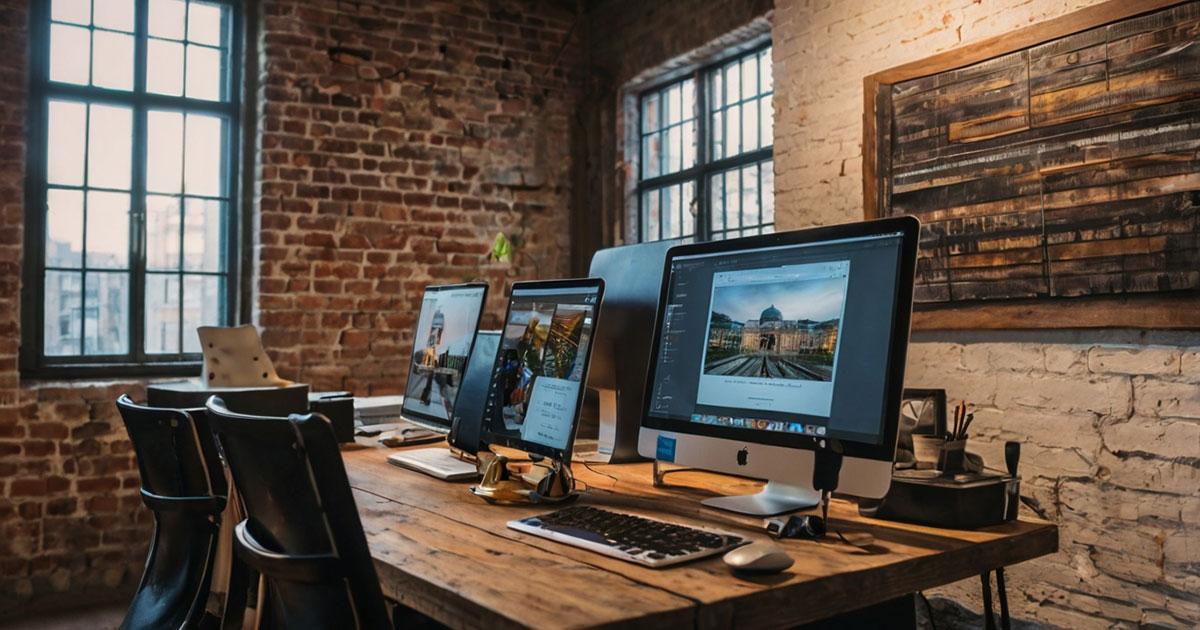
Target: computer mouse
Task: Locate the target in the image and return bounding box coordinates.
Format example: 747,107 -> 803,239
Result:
722,541 -> 794,574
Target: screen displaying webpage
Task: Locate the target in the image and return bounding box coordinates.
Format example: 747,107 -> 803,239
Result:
697,260 -> 849,418
487,288 -> 598,452
402,286 -> 486,422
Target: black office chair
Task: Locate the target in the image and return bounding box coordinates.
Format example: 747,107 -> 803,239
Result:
204,396 -> 392,630
116,395 -> 229,630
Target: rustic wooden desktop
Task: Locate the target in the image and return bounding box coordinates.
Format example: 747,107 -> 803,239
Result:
342,443 -> 1057,630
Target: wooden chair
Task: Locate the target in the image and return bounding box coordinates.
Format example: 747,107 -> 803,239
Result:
116,395 -> 229,630
204,396 -> 393,629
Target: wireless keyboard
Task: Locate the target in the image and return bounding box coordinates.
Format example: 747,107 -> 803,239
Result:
508,505 -> 748,568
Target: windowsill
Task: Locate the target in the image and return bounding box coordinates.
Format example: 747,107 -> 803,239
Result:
19,362 -> 203,383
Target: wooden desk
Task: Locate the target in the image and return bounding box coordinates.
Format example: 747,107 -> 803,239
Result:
343,445 -> 1057,630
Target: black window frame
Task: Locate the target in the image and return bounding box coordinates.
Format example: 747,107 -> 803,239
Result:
21,0 -> 244,378
635,40 -> 774,243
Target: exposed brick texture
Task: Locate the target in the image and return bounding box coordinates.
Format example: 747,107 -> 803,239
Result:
0,0 -> 584,618
255,0 -> 582,394
769,0 -> 1200,628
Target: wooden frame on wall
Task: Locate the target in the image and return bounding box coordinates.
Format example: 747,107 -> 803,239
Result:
863,0 -> 1200,330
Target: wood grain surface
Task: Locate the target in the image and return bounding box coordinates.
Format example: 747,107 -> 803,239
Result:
865,0 -> 1200,328
343,443 -> 1058,629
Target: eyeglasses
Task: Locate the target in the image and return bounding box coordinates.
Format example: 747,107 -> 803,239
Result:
765,514 -> 826,540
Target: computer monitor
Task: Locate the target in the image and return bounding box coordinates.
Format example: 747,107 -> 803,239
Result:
638,216 -> 920,516
480,279 -> 604,462
400,282 -> 488,432
585,238 -> 679,462
447,330 -> 501,455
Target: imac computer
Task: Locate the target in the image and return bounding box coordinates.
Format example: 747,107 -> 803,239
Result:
637,216 -> 920,516
585,238 -> 679,462
479,279 -> 604,463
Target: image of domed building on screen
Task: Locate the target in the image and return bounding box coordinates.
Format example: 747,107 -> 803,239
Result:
703,279 -> 844,381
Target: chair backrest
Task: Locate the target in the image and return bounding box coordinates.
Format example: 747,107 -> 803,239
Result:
204,396 -> 390,630
115,395 -> 229,630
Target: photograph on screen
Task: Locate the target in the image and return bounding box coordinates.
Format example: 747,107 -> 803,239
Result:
697,261 -> 849,418
493,300 -> 595,451
402,290 -> 484,421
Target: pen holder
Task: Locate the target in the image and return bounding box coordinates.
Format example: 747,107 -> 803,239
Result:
938,439 -> 967,473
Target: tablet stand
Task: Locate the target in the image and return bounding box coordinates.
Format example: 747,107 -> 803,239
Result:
470,452 -> 578,505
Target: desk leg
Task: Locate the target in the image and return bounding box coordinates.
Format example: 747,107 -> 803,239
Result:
796,594 -> 916,630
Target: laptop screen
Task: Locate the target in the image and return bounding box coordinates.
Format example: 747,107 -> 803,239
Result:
400,283 -> 488,430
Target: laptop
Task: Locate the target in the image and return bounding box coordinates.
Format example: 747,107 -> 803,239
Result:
388,330 -> 500,480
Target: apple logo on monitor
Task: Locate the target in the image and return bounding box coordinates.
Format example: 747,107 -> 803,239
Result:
737,446 -> 748,466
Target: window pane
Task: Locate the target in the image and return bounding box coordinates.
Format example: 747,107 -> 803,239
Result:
682,120 -> 696,170
86,190 -> 129,268
724,169 -> 740,227
710,175 -> 724,233
93,0 -> 134,32
642,93 -> 659,134
644,190 -> 659,241
150,0 -> 187,39
83,271 -> 129,355
182,275 -> 222,353
148,110 -> 184,192
88,104 -> 132,189
145,273 -> 180,354
761,161 -> 775,226
46,189 -> 84,268
726,104 -> 741,156
725,63 -> 740,105
184,113 -> 223,195
665,125 -> 680,173
52,0 -> 91,25
760,48 -> 773,93
147,39 -> 185,96
183,198 -> 223,271
92,30 -> 134,91
681,80 -> 695,121
44,270 -> 83,356
641,133 -> 659,179
760,97 -> 773,149
711,70 -> 723,111
681,181 -> 695,238
741,55 -> 758,99
187,1 -> 224,47
661,185 -> 675,239
47,100 -> 86,186
741,165 -> 759,229
49,24 -> 91,85
666,85 -> 681,125
146,194 -> 181,270
185,44 -> 223,101
711,108 -> 723,160
743,96 -> 759,152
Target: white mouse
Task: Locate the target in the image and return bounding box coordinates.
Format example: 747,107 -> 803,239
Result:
722,541 -> 794,574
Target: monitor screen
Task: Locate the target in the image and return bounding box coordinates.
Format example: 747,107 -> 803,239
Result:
480,279 -> 604,460
401,283 -> 488,428
644,229 -> 909,450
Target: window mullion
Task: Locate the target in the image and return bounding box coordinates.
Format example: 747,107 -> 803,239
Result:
129,0 -> 150,363
695,67 -> 710,242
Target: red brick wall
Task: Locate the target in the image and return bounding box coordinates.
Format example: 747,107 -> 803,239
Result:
255,0 -> 582,394
0,0 -> 584,618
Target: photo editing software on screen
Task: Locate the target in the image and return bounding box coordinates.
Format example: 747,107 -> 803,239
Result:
648,232 -> 906,445
402,286 -> 486,422
484,286 -> 599,453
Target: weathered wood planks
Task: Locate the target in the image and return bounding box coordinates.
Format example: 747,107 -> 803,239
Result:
343,443 -> 1058,629
867,0 -> 1200,327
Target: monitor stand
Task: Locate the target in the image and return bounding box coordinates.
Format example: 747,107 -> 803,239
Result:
701,482 -> 822,517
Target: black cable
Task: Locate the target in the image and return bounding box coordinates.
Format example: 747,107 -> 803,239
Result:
581,461 -> 619,488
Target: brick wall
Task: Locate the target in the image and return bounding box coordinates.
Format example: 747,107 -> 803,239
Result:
770,0 -> 1200,627
0,0 -> 584,618
255,0 -> 582,394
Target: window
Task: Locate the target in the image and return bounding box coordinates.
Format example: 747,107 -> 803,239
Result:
636,43 -> 774,242
24,0 -> 241,375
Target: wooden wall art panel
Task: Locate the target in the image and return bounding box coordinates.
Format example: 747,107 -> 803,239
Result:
865,0 -> 1200,329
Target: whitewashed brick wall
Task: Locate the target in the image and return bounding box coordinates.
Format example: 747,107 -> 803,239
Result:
772,1 -> 1200,627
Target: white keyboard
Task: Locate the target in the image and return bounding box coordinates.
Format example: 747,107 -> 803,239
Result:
387,448 -> 479,481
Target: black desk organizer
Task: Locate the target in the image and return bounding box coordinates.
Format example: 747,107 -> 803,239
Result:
858,468 -> 1020,529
